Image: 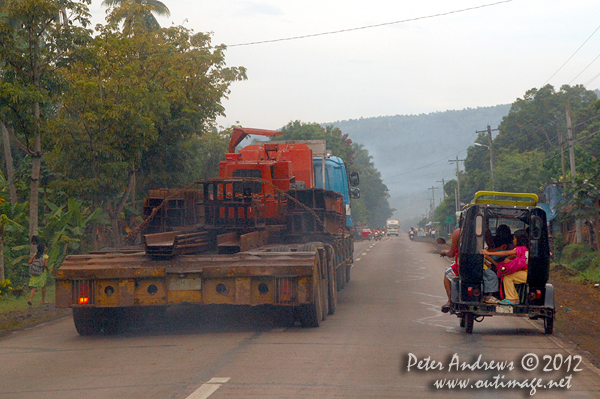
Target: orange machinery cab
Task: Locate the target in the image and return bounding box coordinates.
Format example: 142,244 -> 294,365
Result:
218,142 -> 315,221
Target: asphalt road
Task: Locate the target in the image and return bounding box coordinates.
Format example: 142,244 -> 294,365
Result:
1,235 -> 600,398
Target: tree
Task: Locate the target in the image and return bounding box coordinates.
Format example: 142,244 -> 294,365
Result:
102,0 -> 170,35
278,121 -> 355,167
47,24 -> 245,245
0,0 -> 92,248
558,161 -> 600,249
351,143 -> 394,227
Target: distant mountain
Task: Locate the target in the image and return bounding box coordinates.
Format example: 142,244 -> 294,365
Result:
327,104 -> 511,221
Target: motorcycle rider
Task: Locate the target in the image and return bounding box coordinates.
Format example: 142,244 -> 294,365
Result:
409,227 -> 415,240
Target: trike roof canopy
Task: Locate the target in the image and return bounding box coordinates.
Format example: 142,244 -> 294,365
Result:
471,191 -> 538,207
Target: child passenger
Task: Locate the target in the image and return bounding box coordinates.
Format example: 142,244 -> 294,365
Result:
482,229 -> 529,305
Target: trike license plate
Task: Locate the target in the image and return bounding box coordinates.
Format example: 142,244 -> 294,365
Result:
496,305 -> 513,314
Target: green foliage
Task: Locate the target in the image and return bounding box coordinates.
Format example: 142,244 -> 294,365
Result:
579,265 -> 600,283
103,0 -> 170,34
561,243 -> 592,264
47,24 -> 246,203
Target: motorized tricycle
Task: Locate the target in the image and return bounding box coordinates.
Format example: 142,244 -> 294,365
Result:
440,191 -> 555,334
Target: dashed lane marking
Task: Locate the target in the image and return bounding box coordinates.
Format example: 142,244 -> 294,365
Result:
187,377 -> 231,399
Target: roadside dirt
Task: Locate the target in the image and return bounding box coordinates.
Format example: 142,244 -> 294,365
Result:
0,303 -> 70,337
550,264 -> 600,368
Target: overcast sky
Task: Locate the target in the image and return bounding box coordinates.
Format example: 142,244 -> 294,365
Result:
88,0 -> 600,130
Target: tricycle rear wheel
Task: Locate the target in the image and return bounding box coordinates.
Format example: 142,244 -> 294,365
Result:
464,312 -> 474,334
544,315 -> 554,334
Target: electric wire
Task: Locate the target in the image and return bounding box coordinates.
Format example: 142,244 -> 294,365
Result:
543,23 -> 600,85
226,0 -> 513,47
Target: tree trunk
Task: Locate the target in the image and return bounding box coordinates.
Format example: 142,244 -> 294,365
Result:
29,102 -> 42,248
1,122 -> 18,204
0,222 -> 5,281
108,171 -> 137,248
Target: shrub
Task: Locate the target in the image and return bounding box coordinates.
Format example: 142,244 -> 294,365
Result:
569,253 -> 599,272
0,279 -> 13,297
561,243 -> 592,264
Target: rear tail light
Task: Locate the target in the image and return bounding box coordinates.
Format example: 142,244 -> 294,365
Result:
528,290 -> 542,300
73,280 -> 93,305
276,278 -> 295,303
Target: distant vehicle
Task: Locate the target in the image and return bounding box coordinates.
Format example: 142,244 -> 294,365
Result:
386,219 -> 400,236
362,228 -> 372,240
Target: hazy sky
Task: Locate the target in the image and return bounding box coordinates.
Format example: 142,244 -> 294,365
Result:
88,0 -> 600,130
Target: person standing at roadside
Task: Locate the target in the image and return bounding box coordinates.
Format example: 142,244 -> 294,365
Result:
27,243 -> 49,306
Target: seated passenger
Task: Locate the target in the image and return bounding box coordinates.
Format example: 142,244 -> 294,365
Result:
481,225 -> 513,304
482,229 -> 529,305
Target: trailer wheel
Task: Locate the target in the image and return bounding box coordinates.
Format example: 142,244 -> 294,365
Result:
297,281 -> 323,328
345,264 -> 351,283
464,313 -> 474,334
297,243 -> 328,322
73,308 -> 103,336
544,314 -> 554,335
326,246 -> 337,315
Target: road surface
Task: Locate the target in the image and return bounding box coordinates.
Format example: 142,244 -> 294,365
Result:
1,235 -> 599,398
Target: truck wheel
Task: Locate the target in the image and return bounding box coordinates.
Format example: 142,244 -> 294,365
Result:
337,263 -> 346,291
327,250 -> 337,315
544,315 -> 554,334
297,243 -> 328,322
345,264 -> 351,283
73,308 -> 103,336
464,313 -> 474,334
297,290 -> 322,328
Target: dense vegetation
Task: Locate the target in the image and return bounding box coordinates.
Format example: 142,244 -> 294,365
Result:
0,0 -> 246,285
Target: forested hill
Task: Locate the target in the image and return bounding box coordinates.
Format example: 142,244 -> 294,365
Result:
328,104 -> 511,221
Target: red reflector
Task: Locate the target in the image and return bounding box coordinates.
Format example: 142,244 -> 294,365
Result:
536,290 -> 541,299
468,287 -> 473,295
279,280 -> 292,302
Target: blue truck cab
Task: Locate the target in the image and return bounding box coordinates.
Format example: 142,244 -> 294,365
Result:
313,156 -> 356,227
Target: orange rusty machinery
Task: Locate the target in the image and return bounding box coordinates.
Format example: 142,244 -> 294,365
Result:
216,127 -> 317,225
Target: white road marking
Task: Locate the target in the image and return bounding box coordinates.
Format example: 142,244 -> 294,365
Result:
186,377 -> 231,399
356,257 -> 361,261
361,252 -> 367,256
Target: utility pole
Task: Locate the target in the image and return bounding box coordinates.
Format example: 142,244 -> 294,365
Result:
449,157 -> 465,212
566,101 -> 582,243
428,186 -> 438,221
475,125 -> 498,190
437,179 -> 446,202
558,126 -> 566,179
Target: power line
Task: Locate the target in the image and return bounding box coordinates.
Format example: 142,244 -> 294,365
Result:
543,23 -> 600,85
226,0 -> 514,47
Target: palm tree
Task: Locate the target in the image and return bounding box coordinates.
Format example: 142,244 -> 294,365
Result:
102,0 -> 170,34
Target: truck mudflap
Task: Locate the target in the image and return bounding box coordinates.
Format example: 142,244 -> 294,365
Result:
55,250 -> 321,309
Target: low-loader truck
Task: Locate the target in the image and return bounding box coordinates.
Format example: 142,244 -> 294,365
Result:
55,128 -> 359,335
